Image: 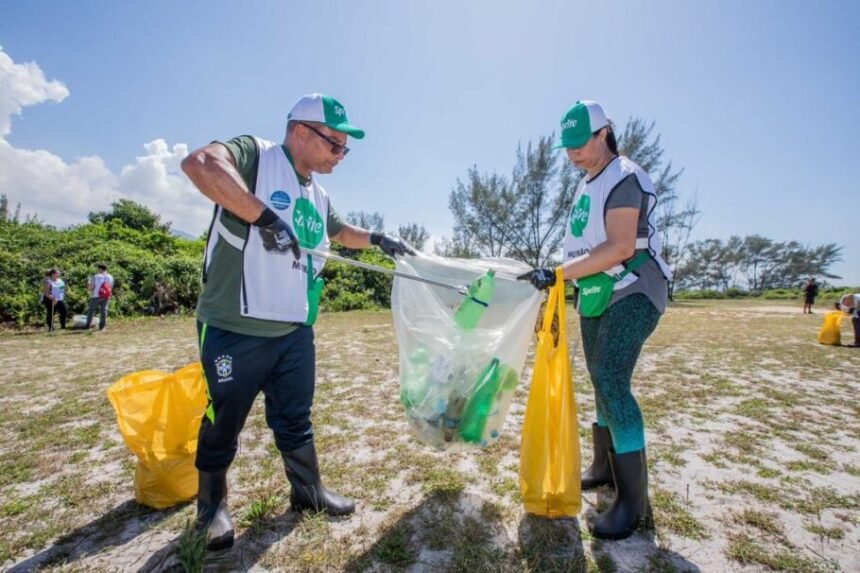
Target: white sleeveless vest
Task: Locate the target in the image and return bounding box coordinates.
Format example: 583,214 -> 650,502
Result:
563,156 -> 672,291
207,138 -> 330,322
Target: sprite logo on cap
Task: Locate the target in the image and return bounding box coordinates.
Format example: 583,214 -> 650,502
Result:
288,93 -> 365,139
570,194 -> 590,237
554,100 -> 608,150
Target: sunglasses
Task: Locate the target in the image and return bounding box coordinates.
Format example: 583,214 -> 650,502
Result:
299,122 -> 350,157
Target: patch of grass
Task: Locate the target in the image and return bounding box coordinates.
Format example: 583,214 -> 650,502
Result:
794,443 -> 831,461
592,552 -> 617,573
794,486 -> 860,515
733,398 -> 772,422
240,494 -> 282,531
373,523 -> 415,567
699,452 -> 729,469
0,452 -> 37,487
449,515 -> 508,571
786,459 -> 838,473
805,523 -> 845,540
733,508 -> 784,537
722,429 -> 764,455
644,549 -> 683,573
842,463 -> 860,476
756,466 -> 782,479
517,514 -> 585,573
176,519 -> 207,573
651,443 -> 686,468
0,497 -> 30,517
652,487 -> 709,540
717,480 -> 781,505
74,422 -> 102,447
419,468 -> 467,498
726,533 -> 827,572
490,476 -> 520,500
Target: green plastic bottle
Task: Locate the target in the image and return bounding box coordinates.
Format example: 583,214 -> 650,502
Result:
454,270 -> 496,330
400,345 -> 431,410
458,358 -> 502,444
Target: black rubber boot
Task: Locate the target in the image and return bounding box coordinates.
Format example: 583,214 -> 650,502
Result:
281,442 -> 355,516
582,423 -> 613,491
196,469 -> 234,551
588,449 -> 651,540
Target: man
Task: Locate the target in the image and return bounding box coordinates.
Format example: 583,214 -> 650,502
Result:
803,277 -> 819,314
836,293 -> 860,347
181,93 -> 412,551
85,264 -> 114,331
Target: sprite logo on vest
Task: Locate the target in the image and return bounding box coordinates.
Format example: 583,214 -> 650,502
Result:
570,194 -> 590,237
292,197 -> 325,248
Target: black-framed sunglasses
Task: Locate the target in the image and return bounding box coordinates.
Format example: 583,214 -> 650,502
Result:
299,122 -> 350,157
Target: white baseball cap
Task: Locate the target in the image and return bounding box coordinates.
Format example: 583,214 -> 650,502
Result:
288,93 -> 365,139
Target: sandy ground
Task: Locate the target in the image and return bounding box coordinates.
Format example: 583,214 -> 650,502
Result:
1,301 -> 858,572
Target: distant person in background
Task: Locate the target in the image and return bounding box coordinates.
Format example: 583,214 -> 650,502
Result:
42,268 -> 67,332
803,277 -> 819,314
836,293 -> 860,347
85,264 -> 114,331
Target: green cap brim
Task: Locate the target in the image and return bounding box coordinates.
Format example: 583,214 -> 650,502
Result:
553,133 -> 591,150
330,122 -> 365,139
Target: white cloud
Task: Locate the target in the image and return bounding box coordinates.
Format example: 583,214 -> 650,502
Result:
118,139 -> 212,234
0,46 -> 69,137
0,47 -> 212,235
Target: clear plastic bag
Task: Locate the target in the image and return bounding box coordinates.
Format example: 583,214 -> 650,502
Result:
392,254 -> 542,450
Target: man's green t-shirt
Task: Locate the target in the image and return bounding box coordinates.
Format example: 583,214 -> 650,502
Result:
196,135 -> 344,337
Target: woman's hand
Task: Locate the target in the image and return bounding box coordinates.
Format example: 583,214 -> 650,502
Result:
517,268 -> 557,290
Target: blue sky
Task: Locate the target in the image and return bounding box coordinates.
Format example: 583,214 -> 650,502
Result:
1,0 -> 858,284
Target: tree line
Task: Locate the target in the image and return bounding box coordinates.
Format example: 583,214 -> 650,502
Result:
436,118 -> 843,295
675,235 -> 842,292
0,197 -> 431,326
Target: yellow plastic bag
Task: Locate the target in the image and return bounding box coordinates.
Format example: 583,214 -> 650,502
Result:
818,311 -> 845,346
519,269 -> 581,517
107,362 -> 207,509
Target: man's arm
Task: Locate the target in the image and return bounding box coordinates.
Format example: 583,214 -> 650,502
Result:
330,223 -> 372,249
181,143 -> 267,223
331,224 -> 415,257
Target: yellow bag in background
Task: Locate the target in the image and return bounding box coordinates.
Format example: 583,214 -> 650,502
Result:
818,311 -> 844,346
519,269 -> 581,517
107,362 -> 207,509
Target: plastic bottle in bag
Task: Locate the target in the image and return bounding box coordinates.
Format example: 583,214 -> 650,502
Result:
454,270 -> 496,330
458,358 -> 501,443
401,345 -> 432,409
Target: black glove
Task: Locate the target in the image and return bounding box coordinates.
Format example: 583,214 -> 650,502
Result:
255,207 -> 300,259
517,268 -> 557,290
370,233 -> 415,258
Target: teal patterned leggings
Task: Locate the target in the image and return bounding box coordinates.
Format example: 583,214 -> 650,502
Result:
580,293 -> 660,454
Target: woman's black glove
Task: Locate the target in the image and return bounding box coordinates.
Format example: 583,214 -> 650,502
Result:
517,268 -> 557,290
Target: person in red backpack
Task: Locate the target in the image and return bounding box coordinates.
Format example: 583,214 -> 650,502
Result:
85,264 -> 114,331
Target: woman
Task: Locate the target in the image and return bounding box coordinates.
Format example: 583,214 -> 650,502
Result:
43,268 -> 68,331
519,100 -> 672,540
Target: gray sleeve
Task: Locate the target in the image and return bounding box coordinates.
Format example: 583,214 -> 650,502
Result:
605,174 -> 650,238
605,174 -> 644,210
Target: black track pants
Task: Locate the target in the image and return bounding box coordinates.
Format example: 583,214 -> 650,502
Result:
195,322 -> 316,472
